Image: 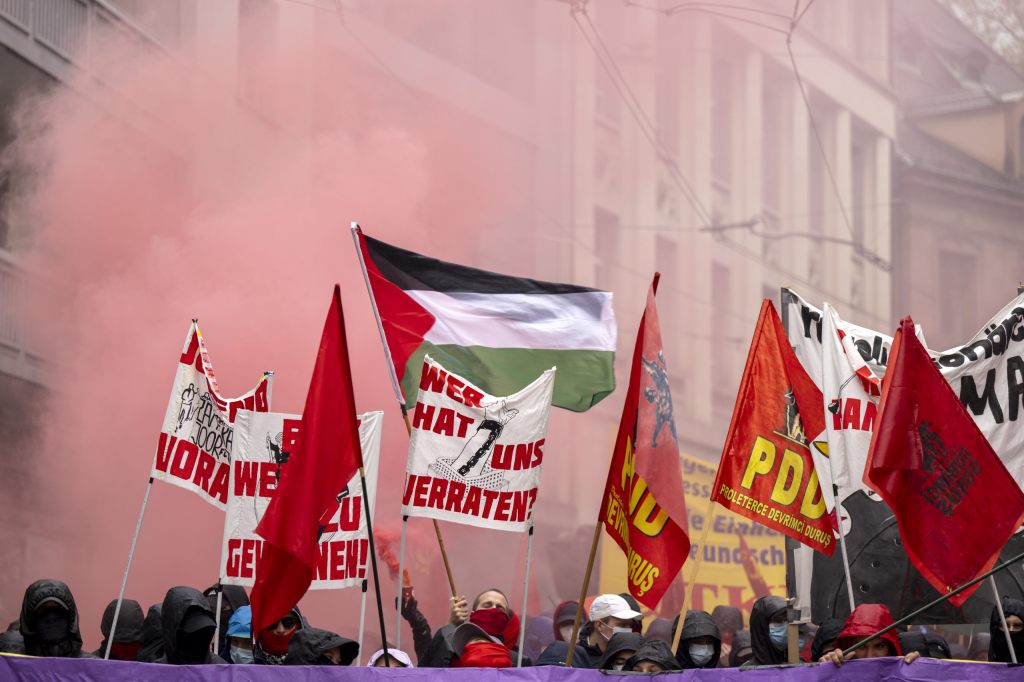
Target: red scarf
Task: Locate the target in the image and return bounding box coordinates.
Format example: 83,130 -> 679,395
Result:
454,641 -> 512,668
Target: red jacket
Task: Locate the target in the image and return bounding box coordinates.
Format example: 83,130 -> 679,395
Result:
836,604 -> 902,656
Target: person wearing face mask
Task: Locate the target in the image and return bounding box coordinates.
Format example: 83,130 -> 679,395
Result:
421,588 -> 518,667
284,627 -> 358,665
672,610 -> 721,669
818,604 -> 920,667
450,602 -> 524,668
711,605 -> 743,666
203,583 -> 249,657
224,605 -> 253,664
552,600 -> 586,643
749,595 -> 789,665
989,596 -> 1024,663
576,594 -> 642,660
594,631 -> 643,670
92,598 -> 144,660
12,579 -> 94,658
254,606 -> 304,665
154,586 -> 225,664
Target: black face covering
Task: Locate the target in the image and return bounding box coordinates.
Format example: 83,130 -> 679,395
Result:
36,611 -> 70,644
176,628 -> 213,663
317,655 -> 338,665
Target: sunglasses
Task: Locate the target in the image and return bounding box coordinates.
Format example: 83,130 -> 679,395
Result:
271,616 -> 299,630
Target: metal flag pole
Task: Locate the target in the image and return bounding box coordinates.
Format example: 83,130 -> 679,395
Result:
990,575 -> 1018,664
359,466 -> 389,663
833,486 -> 858,610
357,579 -> 368,665
516,525 -> 536,668
395,516 -> 409,649
213,585 -> 223,655
105,477 -> 154,659
350,221 -> 458,599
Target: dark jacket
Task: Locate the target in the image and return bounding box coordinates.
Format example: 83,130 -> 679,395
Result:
595,632 -> 644,670
205,584 -> 249,654
284,627 -> 358,665
623,639 -> 681,672
674,610 -> 721,669
574,621 -> 603,661
136,604 -> 164,662
990,597 -> 1024,663
0,629 -> 25,654
810,618 -> 843,662
400,591 -> 433,664
18,579 -> 93,658
420,623 -> 456,667
750,596 -> 788,665
155,586 -> 225,664
836,604 -> 901,657
92,598 -> 144,658
899,631 -> 950,659
536,640 -> 594,667
728,630 -> 752,667
712,605 -> 744,634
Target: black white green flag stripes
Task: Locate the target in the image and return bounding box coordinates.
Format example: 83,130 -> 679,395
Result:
354,227 -> 616,412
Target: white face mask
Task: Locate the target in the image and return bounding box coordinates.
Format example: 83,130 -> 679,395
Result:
612,663 -> 625,671
689,643 -> 715,666
560,625 -> 574,641
230,645 -> 255,664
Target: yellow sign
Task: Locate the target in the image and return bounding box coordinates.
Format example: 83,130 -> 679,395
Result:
600,453 -> 787,616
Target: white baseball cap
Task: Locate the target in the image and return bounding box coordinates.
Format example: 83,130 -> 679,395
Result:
589,594 -> 642,621
367,647 -> 413,667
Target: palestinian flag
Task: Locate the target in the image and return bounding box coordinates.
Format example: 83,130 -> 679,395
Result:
355,229 -> 616,412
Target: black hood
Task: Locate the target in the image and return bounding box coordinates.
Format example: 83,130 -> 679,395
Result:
711,605 -> 743,633
623,639 -> 681,672
536,641 -> 593,667
990,597 -> 1024,663
673,610 -> 720,669
749,596 -> 787,665
19,579 -> 83,658
160,586 -> 217,664
205,584 -> 249,612
729,630 -> 753,667
899,631 -> 950,659
100,599 -> 145,642
136,604 -> 164,662
595,632 -> 644,669
284,627 -> 357,665
810,618 -> 843,662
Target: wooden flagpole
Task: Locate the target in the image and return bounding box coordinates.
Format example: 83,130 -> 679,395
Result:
564,521 -> 601,666
669,497 -> 714,656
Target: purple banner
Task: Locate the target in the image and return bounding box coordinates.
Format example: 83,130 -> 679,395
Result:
0,655 -> 1020,681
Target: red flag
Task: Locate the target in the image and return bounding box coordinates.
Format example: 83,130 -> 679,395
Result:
711,300 -> 836,555
865,317 -> 1024,605
600,274 -> 690,608
251,285 -> 364,632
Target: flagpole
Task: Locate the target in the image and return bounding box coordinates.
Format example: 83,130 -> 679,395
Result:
990,575 -> 1018,664
350,221 -> 458,599
212,584 -> 223,655
516,524 -> 535,668
833,485 -> 858,611
359,466 -> 389,663
357,579 -> 368,665
395,516 -> 409,649
564,520 -> 601,667
104,477 -> 153,659
842,549 -> 1024,656
670,497 -> 714,656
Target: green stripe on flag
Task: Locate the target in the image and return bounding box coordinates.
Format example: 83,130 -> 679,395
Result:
402,342 -> 615,412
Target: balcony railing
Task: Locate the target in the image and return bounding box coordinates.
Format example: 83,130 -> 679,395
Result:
0,251 -> 48,386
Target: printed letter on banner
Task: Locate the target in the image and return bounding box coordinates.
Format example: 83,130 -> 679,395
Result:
401,356 -> 555,532
151,322 -> 273,509
221,410 -> 383,589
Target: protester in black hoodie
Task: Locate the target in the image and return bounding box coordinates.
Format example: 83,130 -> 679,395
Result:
204,584 -> 249,656
595,632 -> 644,670
136,603 -> 164,662
749,596 -> 789,665
92,598 -> 144,660
809,618 -> 843,663
14,579 -> 94,658
284,627 -> 358,665
728,630 -> 753,667
990,597 -> 1024,663
155,586 -> 224,664
672,610 -> 721,669
623,639 -> 681,673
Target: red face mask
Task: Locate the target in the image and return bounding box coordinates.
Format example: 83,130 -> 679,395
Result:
109,641 -> 141,661
258,625 -> 297,656
469,608 -> 510,638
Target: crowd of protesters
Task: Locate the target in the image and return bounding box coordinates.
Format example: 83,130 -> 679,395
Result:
0,578 -> 1018,670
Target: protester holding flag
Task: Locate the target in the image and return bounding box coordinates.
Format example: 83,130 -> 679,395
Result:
420,589 -> 513,667
989,597 -> 1024,663
818,604 -> 920,666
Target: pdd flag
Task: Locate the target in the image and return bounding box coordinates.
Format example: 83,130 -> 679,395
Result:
402,355 -> 555,532
221,410 -> 382,590
151,321 -> 273,509
600,276 -> 689,608
355,228 -> 615,412
865,317 -> 1024,605
712,300 -> 836,556
251,286 -> 364,632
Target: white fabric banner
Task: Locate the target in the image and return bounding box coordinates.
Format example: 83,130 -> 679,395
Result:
401,355 -> 555,532
151,321 -> 273,509
220,410 -> 382,590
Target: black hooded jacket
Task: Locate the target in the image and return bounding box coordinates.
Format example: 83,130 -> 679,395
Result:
810,618 -> 843,662
728,630 -> 752,667
990,597 -> 1024,663
536,640 -> 593,667
595,632 -> 644,669
155,586 -> 225,664
284,627 -> 358,665
899,631 -> 950,659
623,639 -> 681,672
92,598 -> 144,658
136,604 -> 164,662
749,596 -> 788,666
18,579 -> 92,658
205,584 -> 249,655
673,610 -> 721,669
